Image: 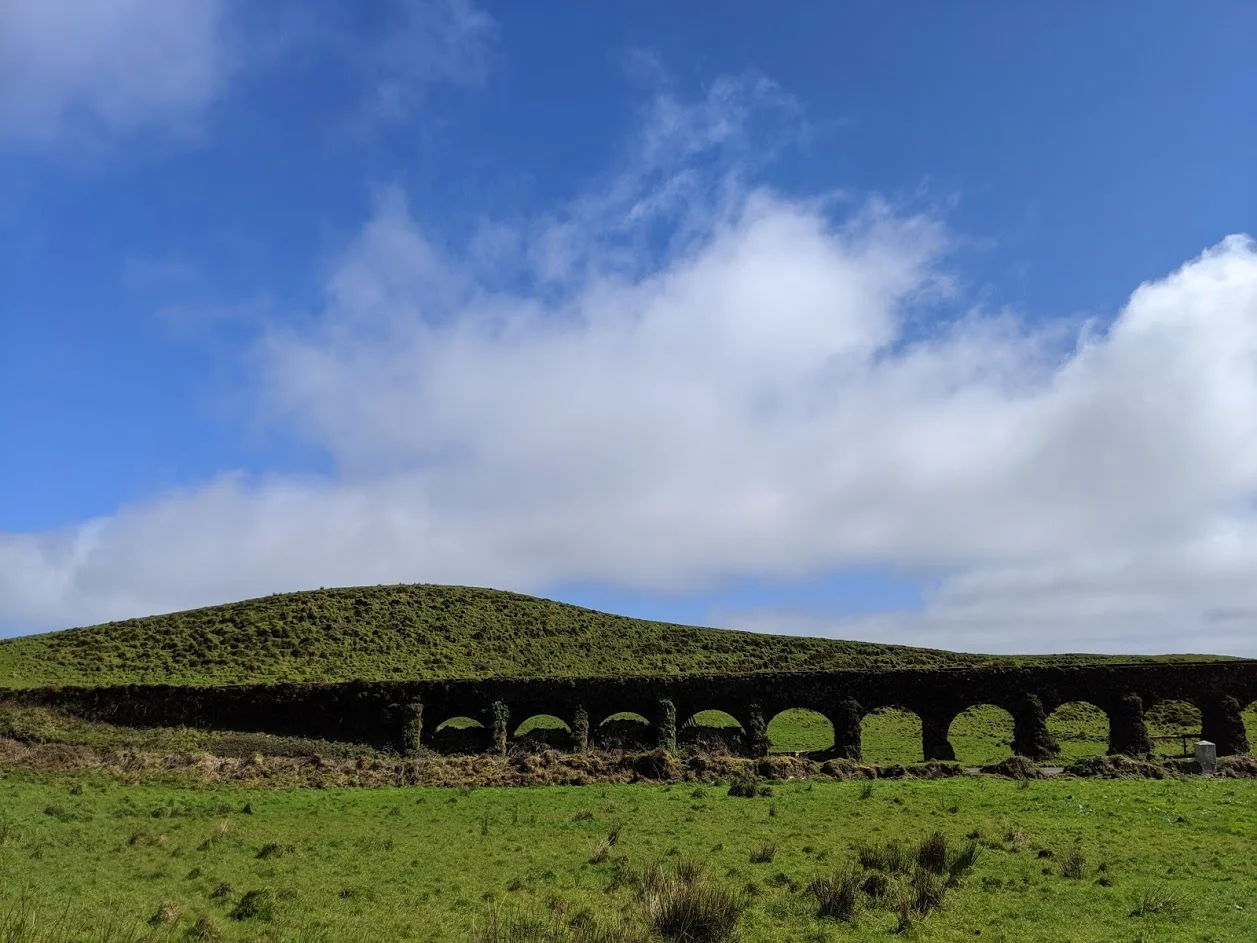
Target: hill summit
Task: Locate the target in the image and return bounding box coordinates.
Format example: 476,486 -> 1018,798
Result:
0,583 -> 1004,688
0,583 -> 1193,689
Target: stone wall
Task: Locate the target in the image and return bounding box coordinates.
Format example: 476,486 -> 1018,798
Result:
9,661 -> 1257,758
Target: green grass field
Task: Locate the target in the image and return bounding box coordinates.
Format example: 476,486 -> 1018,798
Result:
4,584 -> 1254,941
3,770 -> 1256,942
0,584 -> 1224,690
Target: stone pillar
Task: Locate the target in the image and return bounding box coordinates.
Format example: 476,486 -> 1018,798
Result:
1108,694 -> 1152,757
831,698 -> 863,761
921,712 -> 956,762
572,706 -> 590,754
399,701 -> 424,757
1201,696 -> 1249,757
1195,740 -> 1217,774
747,703 -> 770,757
656,698 -> 677,754
491,701 -> 509,757
1012,694 -> 1058,760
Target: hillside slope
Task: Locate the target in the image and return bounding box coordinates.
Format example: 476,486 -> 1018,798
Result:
0,583 -> 1204,689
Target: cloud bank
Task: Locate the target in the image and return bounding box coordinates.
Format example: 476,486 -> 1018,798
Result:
3,78 -> 1257,655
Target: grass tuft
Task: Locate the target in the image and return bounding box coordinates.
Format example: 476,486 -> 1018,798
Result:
1130,889 -> 1182,917
809,868 -> 862,922
639,863 -> 744,943
856,840 -> 910,875
749,844 -> 776,864
228,889 -> 273,921
1061,848 -> 1086,880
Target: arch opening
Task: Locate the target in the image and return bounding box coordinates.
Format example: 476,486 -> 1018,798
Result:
860,707 -> 923,765
1146,699 -> 1202,758
767,709 -> 834,755
947,704 -> 1015,765
1245,701 -> 1257,755
431,716 -> 487,754
512,714 -> 573,752
1047,702 -> 1109,760
679,710 -> 745,753
594,712 -> 652,750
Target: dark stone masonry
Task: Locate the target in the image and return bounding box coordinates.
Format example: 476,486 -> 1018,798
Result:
9,661 -> 1257,760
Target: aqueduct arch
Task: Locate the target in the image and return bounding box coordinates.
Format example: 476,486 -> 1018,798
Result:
13,662 -> 1257,759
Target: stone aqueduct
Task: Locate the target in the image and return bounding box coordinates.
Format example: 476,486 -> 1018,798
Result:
17,660 -> 1257,760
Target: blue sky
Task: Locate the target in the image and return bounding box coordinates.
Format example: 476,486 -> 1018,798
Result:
2,1 -> 1256,655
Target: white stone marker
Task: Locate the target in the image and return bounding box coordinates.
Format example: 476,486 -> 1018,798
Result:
1195,740 -> 1217,775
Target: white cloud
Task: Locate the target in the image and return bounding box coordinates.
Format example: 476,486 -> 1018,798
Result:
3,78 -> 1257,656
0,0 -> 498,150
0,0 -> 234,148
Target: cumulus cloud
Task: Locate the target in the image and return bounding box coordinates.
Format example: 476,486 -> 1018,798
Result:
0,0 -> 234,148
3,77 -> 1257,655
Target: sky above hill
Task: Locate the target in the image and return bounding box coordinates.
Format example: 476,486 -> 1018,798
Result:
2,1 -> 1256,655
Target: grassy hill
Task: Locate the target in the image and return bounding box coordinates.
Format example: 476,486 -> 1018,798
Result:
0,583 -> 1216,690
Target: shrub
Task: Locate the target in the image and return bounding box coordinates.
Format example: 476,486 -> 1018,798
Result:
809,869 -> 862,922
